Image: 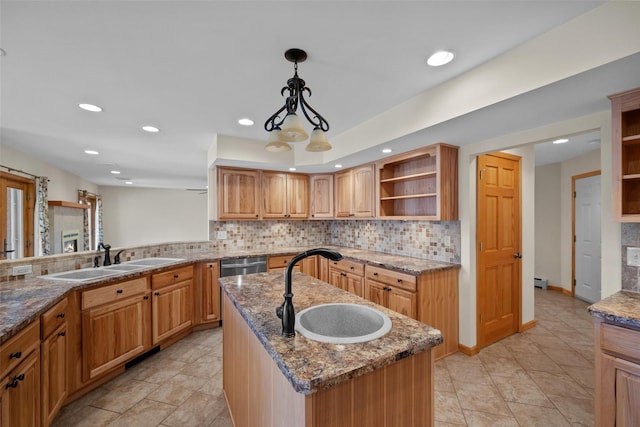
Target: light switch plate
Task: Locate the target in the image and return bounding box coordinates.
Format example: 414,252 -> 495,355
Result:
12,265 -> 33,276
216,230 -> 227,240
628,247 -> 640,267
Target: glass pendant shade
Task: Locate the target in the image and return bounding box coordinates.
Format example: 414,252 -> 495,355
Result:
306,128 -> 332,152
265,130 -> 292,152
279,113 -> 309,142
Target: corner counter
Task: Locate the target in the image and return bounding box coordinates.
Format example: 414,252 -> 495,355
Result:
219,271 -> 442,427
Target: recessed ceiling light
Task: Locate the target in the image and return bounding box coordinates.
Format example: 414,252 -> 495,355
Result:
84,150 -> 99,155
142,125 -> 159,133
78,103 -> 103,112
289,167 -> 296,171
335,164 -> 343,168
427,50 -> 455,67
238,118 -> 254,126
553,138 -> 569,144
125,181 -> 133,185
382,148 -> 392,154
110,170 -> 121,175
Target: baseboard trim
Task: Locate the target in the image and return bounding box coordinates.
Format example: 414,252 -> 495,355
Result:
520,320 -> 537,332
547,285 -> 572,296
458,344 -> 479,356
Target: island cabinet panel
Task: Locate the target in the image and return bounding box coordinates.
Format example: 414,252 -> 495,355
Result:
310,174 -> 334,218
217,167 -> 261,220
222,292 -> 434,427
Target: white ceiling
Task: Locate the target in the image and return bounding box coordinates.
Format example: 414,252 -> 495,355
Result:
1,0 -> 637,190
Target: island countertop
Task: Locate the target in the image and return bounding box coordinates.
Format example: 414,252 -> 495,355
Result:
218,271 -> 443,394
588,290 -> 640,329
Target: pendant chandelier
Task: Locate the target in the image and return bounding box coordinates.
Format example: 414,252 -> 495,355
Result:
264,48 -> 331,152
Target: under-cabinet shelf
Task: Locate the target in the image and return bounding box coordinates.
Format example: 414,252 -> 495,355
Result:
379,171 -> 437,184
380,193 -> 437,201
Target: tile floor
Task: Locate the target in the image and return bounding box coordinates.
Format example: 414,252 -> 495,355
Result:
53,288 -> 594,427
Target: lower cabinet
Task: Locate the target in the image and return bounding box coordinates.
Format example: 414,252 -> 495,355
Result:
41,297 -> 69,427
365,265 -> 417,319
1,349 -> 40,427
267,254 -> 318,278
201,262 -> 221,324
595,319 -> 640,426
151,266 -> 194,345
328,259 -> 365,298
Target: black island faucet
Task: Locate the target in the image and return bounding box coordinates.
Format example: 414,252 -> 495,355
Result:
276,248 -> 343,337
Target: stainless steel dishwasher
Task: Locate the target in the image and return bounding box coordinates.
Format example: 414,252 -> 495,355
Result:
220,255 -> 267,277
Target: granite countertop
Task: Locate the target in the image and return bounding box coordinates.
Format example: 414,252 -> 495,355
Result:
588,290 -> 640,329
219,271 -> 443,395
0,246 -> 458,345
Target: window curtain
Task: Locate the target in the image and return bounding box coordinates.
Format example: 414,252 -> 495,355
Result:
78,190 -> 91,250
36,176 -> 50,256
96,196 -> 103,245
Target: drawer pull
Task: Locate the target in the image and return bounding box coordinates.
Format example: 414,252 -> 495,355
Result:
9,351 -> 22,359
5,374 -> 24,389
373,272 -> 378,276
284,260 -> 288,264
154,292 -> 160,296
173,274 -> 179,279
58,331 -> 66,337
350,266 -> 354,270
56,313 -> 65,319
340,272 -> 347,277
397,279 -> 402,283
143,295 -> 149,300
116,289 -> 123,294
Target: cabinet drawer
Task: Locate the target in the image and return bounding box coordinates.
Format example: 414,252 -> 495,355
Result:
1,319 -> 40,378
41,297 -> 69,339
601,323 -> 640,362
268,254 -> 295,270
152,266 -> 194,289
365,265 -> 416,292
82,277 -> 148,310
330,259 -> 364,276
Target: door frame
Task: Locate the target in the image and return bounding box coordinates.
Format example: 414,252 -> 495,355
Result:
571,169 -> 601,299
0,171 -> 36,259
475,151 -> 523,350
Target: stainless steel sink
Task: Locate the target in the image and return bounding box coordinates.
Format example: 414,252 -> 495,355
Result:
102,264 -> 146,271
125,257 -> 185,266
295,303 -> 392,344
41,268 -> 123,282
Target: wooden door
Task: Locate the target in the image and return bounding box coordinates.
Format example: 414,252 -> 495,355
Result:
477,152 -> 521,349
615,357 -> 640,426
352,164 -> 374,217
344,274 -> 364,298
365,280 -> 388,308
310,174 -> 334,218
388,288 -> 417,319
0,172 -> 35,259
152,280 -> 193,344
262,172 -> 287,218
328,267 -> 344,290
286,174 -> 309,218
218,168 -> 260,219
41,323 -> 67,427
202,263 -> 220,323
1,349 -> 40,427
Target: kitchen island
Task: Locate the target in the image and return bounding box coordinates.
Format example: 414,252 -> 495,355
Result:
219,271 -> 443,427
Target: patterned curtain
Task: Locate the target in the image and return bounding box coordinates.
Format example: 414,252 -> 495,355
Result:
78,190 -> 90,250
96,196 -> 103,245
36,176 -> 50,256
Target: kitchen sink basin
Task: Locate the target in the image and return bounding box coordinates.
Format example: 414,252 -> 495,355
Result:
295,303 -> 392,344
125,257 -> 185,266
102,264 -> 146,271
41,268 -> 123,282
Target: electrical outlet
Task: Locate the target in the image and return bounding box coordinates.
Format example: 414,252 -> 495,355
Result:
628,247 -> 640,267
12,265 -> 33,276
216,230 -> 227,240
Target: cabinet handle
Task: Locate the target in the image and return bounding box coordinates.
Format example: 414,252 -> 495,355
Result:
373,272 -> 378,276
154,292 -> 160,296
9,351 -> 22,359
116,289 -> 123,294
341,272 -> 347,277
56,313 -> 65,319
173,274 -> 179,279
5,374 -> 23,390
143,295 -> 149,300
349,213 -> 355,217
350,266 -> 354,270
58,331 -> 66,337
284,260 -> 288,264
397,279 -> 402,283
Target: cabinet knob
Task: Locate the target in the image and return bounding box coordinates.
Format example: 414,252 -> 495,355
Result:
154,292 -> 160,296
56,313 -> 65,319
173,274 -> 179,279
350,266 -> 354,270
9,351 -> 22,359
373,272 -> 378,276
341,272 -> 347,277
116,289 -> 123,294
397,279 -> 402,283
143,295 -> 149,300
58,331 -> 66,337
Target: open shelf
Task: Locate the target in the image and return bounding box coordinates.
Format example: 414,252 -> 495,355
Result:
380,193 -> 436,201
379,171 -> 437,184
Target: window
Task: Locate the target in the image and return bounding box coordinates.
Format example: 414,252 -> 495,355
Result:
0,171 -> 35,259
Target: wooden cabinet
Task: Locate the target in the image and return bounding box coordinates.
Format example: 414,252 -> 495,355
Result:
595,319 -> 640,426
217,167 -> 261,220
365,265 -> 417,319
151,266 -> 194,345
262,172 -> 309,219
41,298 -> 68,427
267,253 -> 318,278
335,164 -> 375,218
609,88 -> 640,221
1,319 -> 41,427
328,259 -> 365,297
200,262 -> 221,324
310,174 -> 334,218
81,278 -> 151,380
378,143 -> 458,220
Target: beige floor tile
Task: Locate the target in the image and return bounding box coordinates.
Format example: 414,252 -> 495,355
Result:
491,374 -> 554,408
561,364 -> 595,390
453,380 -> 512,417
52,405 -> 119,427
107,399 -> 177,427
462,409 -> 519,427
161,392 -> 227,427
434,391 -> 466,424
481,355 -> 526,378
508,401 -> 572,426
180,359 -> 222,379
146,382 -> 197,406
528,370 -> 592,399
513,350 -> 565,374
549,395 -> 594,426
90,380 -> 160,413
435,361 -> 455,392
541,347 -> 593,368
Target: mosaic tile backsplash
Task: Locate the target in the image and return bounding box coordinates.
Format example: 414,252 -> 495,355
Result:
622,223 -> 640,292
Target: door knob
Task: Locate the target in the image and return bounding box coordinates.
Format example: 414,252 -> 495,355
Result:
514,252 -> 522,259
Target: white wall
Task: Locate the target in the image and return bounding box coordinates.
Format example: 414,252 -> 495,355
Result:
535,163 -> 562,286
100,186 -> 208,247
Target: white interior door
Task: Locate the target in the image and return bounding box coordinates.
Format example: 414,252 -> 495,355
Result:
574,174 -> 601,303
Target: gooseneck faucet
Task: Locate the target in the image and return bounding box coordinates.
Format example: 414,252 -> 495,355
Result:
276,248 -> 343,337
98,242 -> 112,266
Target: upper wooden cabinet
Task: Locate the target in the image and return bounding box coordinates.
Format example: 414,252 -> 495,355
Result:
335,164 -> 375,218
310,174 -> 334,219
610,87 -> 640,221
262,172 -> 309,219
217,167 -> 261,220
378,143 -> 458,220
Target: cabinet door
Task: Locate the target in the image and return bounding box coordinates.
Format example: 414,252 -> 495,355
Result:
615,357 -> 640,426
1,349 -> 40,427
82,294 -> 151,380
352,164 -> 374,217
334,170 -> 353,217
344,274 -> 364,298
202,262 -> 220,323
286,174 -> 309,218
218,168 -> 260,219
388,288 -> 417,319
328,268 -> 344,290
262,172 -> 288,218
301,256 -> 318,278
365,279 -> 388,307
42,323 -> 67,427
152,280 -> 193,345
310,174 -> 334,218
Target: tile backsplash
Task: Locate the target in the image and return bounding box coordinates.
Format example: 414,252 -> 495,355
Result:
622,223 -> 640,292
